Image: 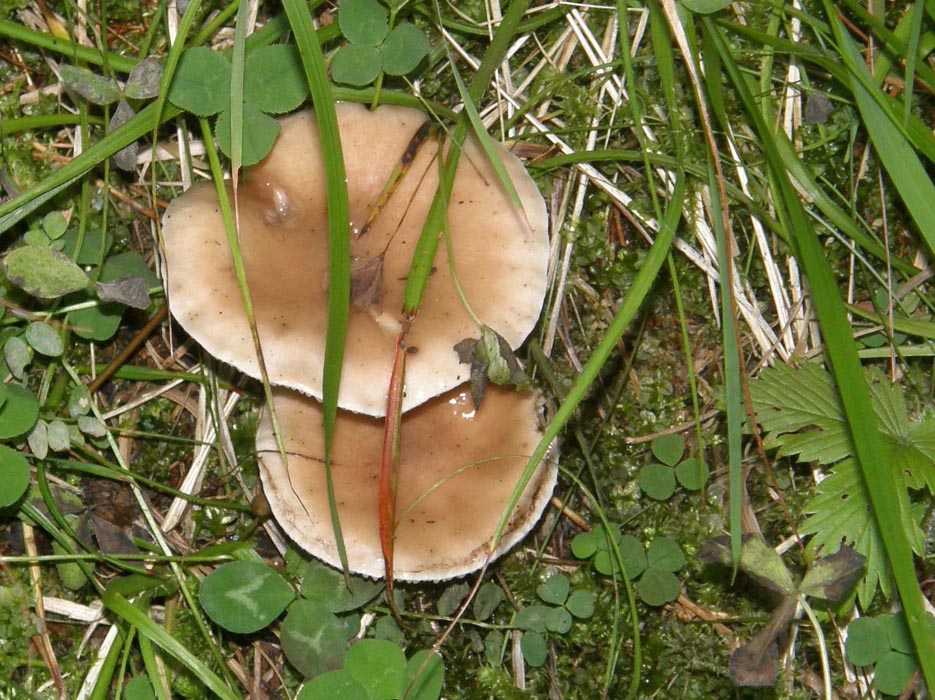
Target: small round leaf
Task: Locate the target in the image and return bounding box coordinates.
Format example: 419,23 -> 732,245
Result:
331,44 -> 382,86
571,531 -> 597,559
520,631 -> 547,667
0,385 -> 39,439
339,0 -> 388,46
618,534 -> 648,578
675,457 -> 708,490
681,0 -> 732,13
297,670 -> 368,700
42,211 -> 68,240
473,581 -> 504,621
25,322 -> 64,357
845,616 -> 888,666
878,613 -> 913,655
405,650 -> 444,700
635,569 -> 681,606
647,537 -> 686,572
514,604 -> 549,633
437,582 -> 469,618
215,104 -> 282,167
565,590 -> 596,619
4,336 -> 33,380
651,434 -> 684,466
536,573 -> 569,606
382,23 -> 430,76
199,560 -> 295,634
59,63 -> 121,105
3,245 -> 89,299
27,421 -> 48,460
345,639 -> 407,700
544,605 -> 572,634
47,420 -> 70,452
300,561 -> 382,612
0,445 -> 29,508
638,463 -> 676,500
281,600 -> 352,678
125,57 -> 164,100
244,45 -> 309,115
873,650 -> 917,696
168,47 -> 231,116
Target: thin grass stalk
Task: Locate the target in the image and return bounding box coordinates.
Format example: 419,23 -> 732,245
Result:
704,17 -> 935,690
280,0 -> 352,577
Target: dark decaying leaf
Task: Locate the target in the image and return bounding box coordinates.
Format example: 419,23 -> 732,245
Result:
96,276 -> 151,310
349,255 -> 384,312
798,546 -> 865,601
728,596 -> 797,687
698,535 -> 796,596
89,514 -> 138,555
109,100 -> 139,171
58,63 -> 121,105
453,326 -> 529,408
124,57 -> 163,99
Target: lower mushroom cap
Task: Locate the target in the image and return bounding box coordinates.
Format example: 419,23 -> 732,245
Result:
255,384 -> 557,581
162,103 -> 549,416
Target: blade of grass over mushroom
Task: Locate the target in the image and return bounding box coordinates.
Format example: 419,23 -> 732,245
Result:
706,17 -> 935,689
282,0 -> 352,577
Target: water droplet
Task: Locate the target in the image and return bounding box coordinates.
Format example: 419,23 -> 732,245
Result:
262,184 -> 292,224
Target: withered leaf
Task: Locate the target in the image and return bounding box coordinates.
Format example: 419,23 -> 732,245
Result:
96,276 -> 151,309
799,546 -> 865,602
453,327 -> 528,409
698,534 -> 796,597
728,596 -> 797,688
349,255 -> 385,313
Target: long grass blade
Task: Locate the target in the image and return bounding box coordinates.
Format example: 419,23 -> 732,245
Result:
706,16 -> 935,691
281,0 -> 352,577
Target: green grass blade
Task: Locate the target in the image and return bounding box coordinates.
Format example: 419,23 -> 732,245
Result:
281,0 -> 352,576
706,16 -> 935,691
102,587 -> 239,700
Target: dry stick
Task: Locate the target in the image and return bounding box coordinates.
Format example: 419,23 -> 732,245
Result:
87,304 -> 168,393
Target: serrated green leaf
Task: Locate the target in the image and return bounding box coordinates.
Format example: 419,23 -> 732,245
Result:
59,63 -> 120,105
0,445 -> 29,508
801,458 -> 922,606
339,0 -> 388,46
331,43 -> 382,86
215,103 -> 281,167
168,47 -> 231,116
382,23 -> 430,76
4,245 -> 89,299
243,44 -> 308,115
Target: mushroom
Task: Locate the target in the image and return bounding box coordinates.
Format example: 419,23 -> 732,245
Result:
255,384 -> 557,581
161,102 -> 549,416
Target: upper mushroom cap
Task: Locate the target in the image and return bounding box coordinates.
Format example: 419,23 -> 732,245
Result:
162,102 -> 549,415
255,384 -> 557,581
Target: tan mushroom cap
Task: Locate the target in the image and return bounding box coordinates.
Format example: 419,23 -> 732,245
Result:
255,384 -> 557,581
162,102 -> 549,415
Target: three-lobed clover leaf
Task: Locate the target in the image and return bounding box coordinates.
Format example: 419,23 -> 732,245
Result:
638,434 -> 708,499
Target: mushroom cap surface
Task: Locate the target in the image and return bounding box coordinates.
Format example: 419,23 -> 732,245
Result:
162,103 -> 549,415
255,384 -> 557,581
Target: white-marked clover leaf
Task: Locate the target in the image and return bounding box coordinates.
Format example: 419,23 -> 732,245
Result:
339,0 -> 388,46
345,639 -> 407,699
382,23 -> 430,76
651,434 -> 684,466
299,561 -> 382,612
404,650 -> 445,700
25,322 -> 64,357
215,103 -> 281,167
59,63 -> 120,105
77,416 -> 107,438
638,463 -> 676,500
68,385 -> 92,418
536,573 -> 569,606
199,560 -> 295,634
3,245 -> 89,299
0,385 -> 39,439
168,47 -> 231,116
244,45 -> 308,115
281,600 -> 351,678
297,670 -> 368,700
331,44 -> 382,86
0,445 -> 29,508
